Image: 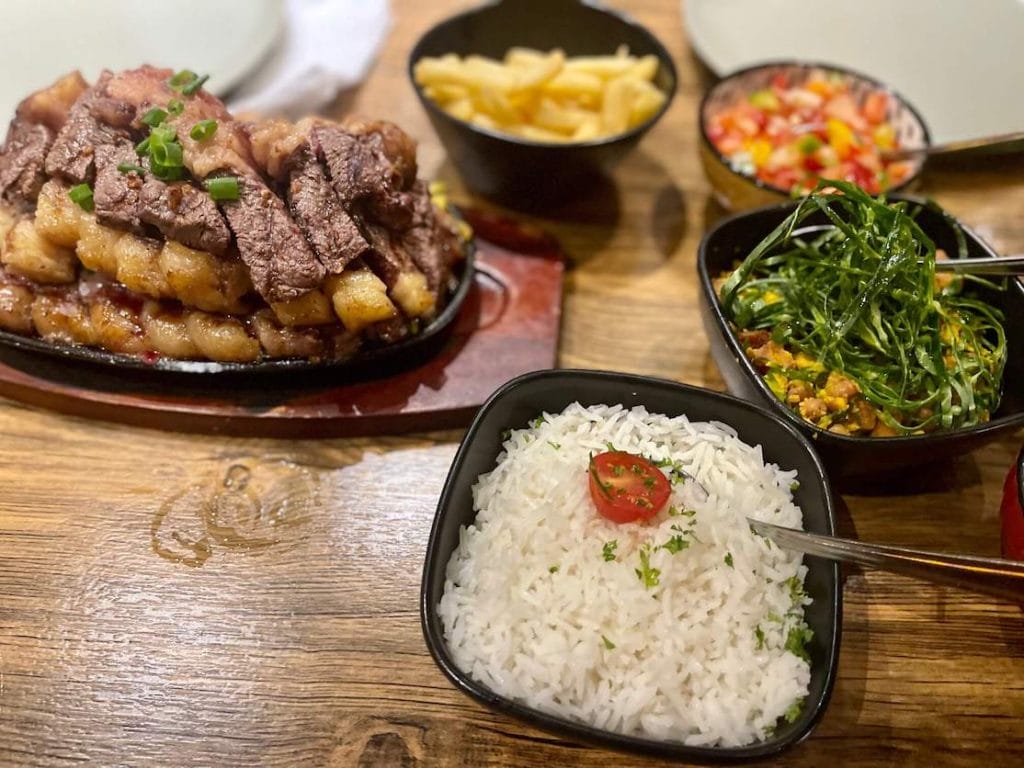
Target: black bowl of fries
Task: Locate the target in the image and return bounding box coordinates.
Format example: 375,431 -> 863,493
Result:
409,0 -> 676,207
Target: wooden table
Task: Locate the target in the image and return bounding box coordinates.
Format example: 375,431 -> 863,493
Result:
2,1 -> 1023,765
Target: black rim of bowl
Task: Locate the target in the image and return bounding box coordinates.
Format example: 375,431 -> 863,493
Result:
697,196 -> 1024,448
420,368 -> 842,761
698,59 -> 932,199
407,0 -> 678,150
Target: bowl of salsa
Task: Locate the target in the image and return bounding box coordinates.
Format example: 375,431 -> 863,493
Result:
699,61 -> 930,210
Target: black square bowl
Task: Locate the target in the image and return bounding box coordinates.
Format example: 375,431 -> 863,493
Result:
421,369 -> 842,761
698,199 -> 1024,482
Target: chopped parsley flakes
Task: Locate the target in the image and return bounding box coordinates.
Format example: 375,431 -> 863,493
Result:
601,635 -> 616,650
755,625 -> 766,650
548,565 -> 559,574
784,624 -> 814,661
602,540 -> 618,562
661,534 -> 689,554
635,544 -> 660,589
783,697 -> 806,724
724,552 -> 734,568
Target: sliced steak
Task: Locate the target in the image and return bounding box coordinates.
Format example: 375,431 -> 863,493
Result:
360,221 -> 420,289
102,66 -> 257,179
0,120 -> 53,209
343,118 -> 418,188
93,142 -> 147,233
138,178 -> 231,255
285,145 -> 367,273
45,71 -> 133,184
311,123 -> 416,229
100,66 -> 321,301
221,175 -> 324,302
15,71 -> 88,133
399,181 -> 463,291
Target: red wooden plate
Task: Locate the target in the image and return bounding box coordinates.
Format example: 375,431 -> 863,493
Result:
0,213 -> 564,437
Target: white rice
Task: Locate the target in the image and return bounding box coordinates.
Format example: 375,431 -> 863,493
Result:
438,403 -> 812,747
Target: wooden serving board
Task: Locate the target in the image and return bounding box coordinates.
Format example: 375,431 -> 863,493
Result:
0,213 -> 564,437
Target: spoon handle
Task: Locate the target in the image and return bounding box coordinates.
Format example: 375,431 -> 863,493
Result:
749,519 -> 1024,603
882,130 -> 1024,161
932,254 -> 1024,275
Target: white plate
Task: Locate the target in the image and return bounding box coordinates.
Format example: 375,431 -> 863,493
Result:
0,0 -> 283,125
684,0 -> 1024,143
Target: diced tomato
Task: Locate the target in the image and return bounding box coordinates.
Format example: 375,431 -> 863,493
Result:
705,68 -> 909,195
588,451 -> 671,524
863,91 -> 890,124
803,155 -> 824,172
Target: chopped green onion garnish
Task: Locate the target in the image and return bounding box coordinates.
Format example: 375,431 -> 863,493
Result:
168,70 -> 198,90
150,125 -> 177,144
141,107 -> 167,127
205,176 -> 240,202
181,74 -> 209,96
150,139 -> 183,167
167,99 -> 184,116
135,136 -> 151,154
68,183 -> 94,212
190,119 -> 218,141
117,163 -> 147,175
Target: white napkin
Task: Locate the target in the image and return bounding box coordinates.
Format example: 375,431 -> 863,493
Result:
228,0 -> 391,117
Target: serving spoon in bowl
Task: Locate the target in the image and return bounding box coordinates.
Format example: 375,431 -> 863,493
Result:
679,469 -> 1024,602
748,519 -> 1024,603
880,129 -> 1024,162
789,225 -> 1024,275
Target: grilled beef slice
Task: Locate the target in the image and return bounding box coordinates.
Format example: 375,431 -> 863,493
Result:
309,123 -> 413,228
92,142 -> 147,233
220,175 -> 324,302
101,66 -> 323,302
0,72 -> 90,209
138,178 -> 231,255
45,71 -> 133,184
0,120 -> 53,209
285,145 -> 368,273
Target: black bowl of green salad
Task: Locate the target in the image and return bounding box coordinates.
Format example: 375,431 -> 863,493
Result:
697,181 -> 1024,481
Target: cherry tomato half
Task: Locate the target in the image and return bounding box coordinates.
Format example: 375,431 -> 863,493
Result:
588,451 -> 671,524
1001,446 -> 1024,561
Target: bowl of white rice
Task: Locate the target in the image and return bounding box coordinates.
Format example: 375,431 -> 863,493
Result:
421,369 -> 841,760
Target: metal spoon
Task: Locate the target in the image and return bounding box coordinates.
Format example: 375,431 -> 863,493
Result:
932,254 -> 1024,276
790,225 -> 1024,276
881,130 -> 1024,162
679,469 -> 1024,603
749,518 -> 1024,603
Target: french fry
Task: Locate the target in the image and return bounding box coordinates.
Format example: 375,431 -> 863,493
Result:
414,46 -> 666,144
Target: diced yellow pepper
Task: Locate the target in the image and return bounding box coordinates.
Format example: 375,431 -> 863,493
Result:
794,352 -> 824,371
826,118 -> 857,158
749,138 -> 772,168
872,123 -> 896,150
766,371 -> 789,399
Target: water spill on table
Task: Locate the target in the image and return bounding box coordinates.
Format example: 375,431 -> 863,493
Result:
151,459 -> 319,567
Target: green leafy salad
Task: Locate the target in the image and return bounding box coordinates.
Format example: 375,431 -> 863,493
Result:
719,181 -> 1007,436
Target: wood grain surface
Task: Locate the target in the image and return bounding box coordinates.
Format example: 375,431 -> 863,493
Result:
1,1 -> 1023,766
